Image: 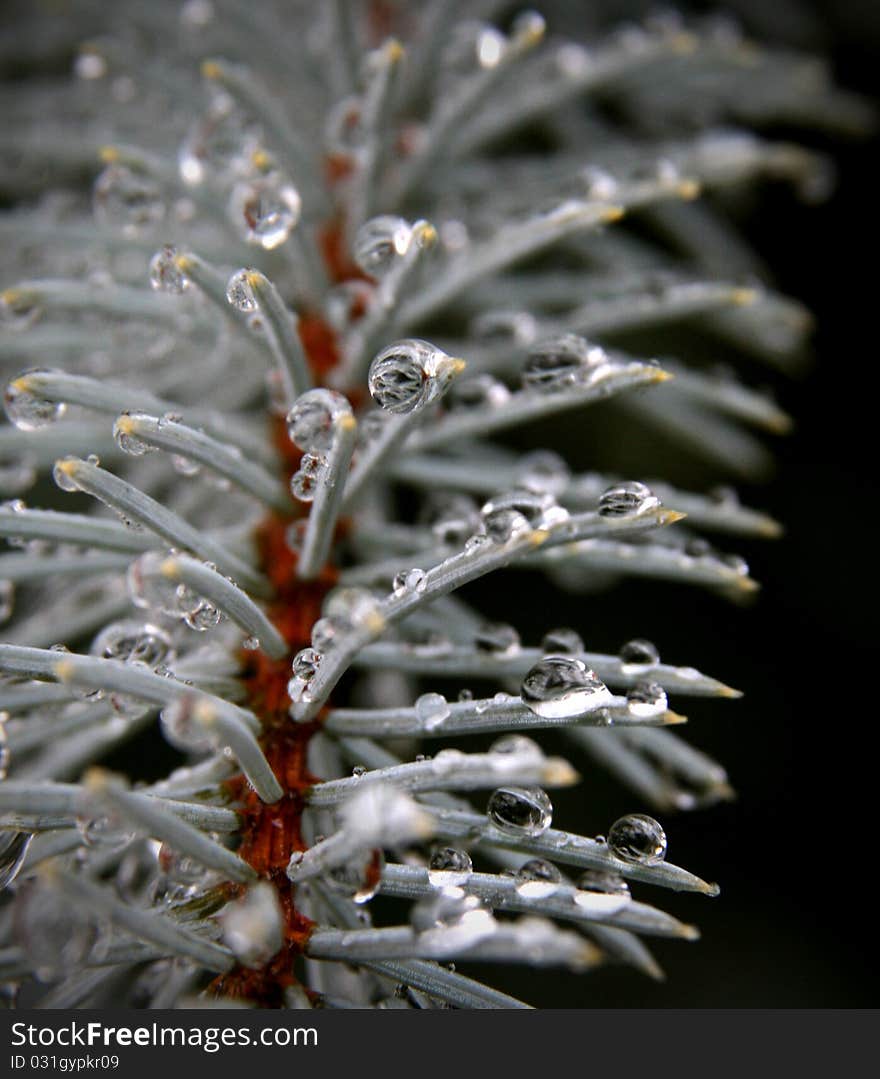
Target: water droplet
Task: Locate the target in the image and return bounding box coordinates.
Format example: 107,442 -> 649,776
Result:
0,832 -> 32,890
226,268 -> 259,312
353,215 -> 413,278
324,587 -> 381,633
113,412 -> 156,456
514,858 -> 563,898
471,309 -> 538,346
483,489 -> 556,529
52,457 -> 80,492
448,374 -> 511,411
148,245 -> 189,294
90,620 -> 174,668
4,371 -> 65,431
521,656 -> 612,718
415,692 -> 450,731
93,164 -> 165,236
421,493 -> 481,547
576,869 -> 630,896
326,848 -> 384,904
541,627 -> 584,655
0,291 -> 41,331
487,786 -> 553,836
352,765 -> 367,777
157,843 -> 204,885
626,681 -> 668,718
288,647 -> 322,702
607,813 -> 667,865
474,622 -> 520,656
179,99 -> 258,187
74,48 -> 107,80
516,450 -> 571,496
490,734 -> 543,759
368,339 -> 451,414
581,165 -> 619,200
410,886 -> 489,931
76,811 -> 135,853
619,638 -> 659,666
229,175 -> 302,249
159,695 -> 212,752
13,882 -> 100,980
428,847 -> 473,887
392,568 -> 427,597
597,481 -> 659,518
310,617 -> 338,652
521,335 -> 604,393
287,389 -> 352,452
481,507 -> 530,543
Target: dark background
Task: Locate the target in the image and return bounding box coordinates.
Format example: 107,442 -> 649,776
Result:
461,0 -> 880,1007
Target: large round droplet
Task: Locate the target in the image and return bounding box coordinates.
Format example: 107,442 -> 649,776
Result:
427,847 -> 473,887
286,389 -> 352,453
229,175 -> 302,249
607,813 -> 667,865
598,481 -> 659,518
521,656 -> 611,718
4,371 -> 66,431
521,334 -> 603,393
353,215 -> 413,278
487,786 -> 552,837
368,339 -> 449,414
